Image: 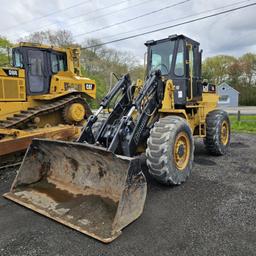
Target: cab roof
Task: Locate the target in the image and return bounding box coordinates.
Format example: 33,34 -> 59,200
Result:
13,42 -> 73,53
145,34 -> 200,47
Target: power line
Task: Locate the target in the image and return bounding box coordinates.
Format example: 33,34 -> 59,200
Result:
74,0 -> 191,37
24,0 -> 150,35
99,0 -> 252,41
81,2 -> 256,49
2,0 -> 91,31
8,0 -> 138,39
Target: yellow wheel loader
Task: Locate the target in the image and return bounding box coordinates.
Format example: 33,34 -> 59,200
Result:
4,35 -> 230,243
0,43 -> 96,156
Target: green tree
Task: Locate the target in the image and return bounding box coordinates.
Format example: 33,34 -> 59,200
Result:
19,30 -> 74,47
202,55 -> 237,84
202,53 -> 256,106
0,36 -> 12,66
239,53 -> 256,86
80,38 -> 143,105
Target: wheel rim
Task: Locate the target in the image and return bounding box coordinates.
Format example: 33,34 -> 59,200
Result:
173,132 -> 190,171
66,103 -> 85,122
221,120 -> 229,145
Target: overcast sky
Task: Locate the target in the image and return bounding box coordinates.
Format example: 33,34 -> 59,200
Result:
0,0 -> 256,60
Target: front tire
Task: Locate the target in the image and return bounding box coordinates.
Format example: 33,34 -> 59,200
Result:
204,109 -> 230,156
146,116 -> 194,185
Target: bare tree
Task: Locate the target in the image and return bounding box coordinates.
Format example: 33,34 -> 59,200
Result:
20,30 -> 74,47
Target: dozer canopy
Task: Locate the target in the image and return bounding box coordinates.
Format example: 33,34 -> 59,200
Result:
4,139 -> 147,243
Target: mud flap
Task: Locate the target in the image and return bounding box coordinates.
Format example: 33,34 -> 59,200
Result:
4,139 -> 147,243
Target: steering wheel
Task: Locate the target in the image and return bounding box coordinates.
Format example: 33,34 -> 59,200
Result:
152,63 -> 169,74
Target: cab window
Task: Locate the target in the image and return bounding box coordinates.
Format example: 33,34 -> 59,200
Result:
151,53 -> 162,68
50,52 -> 67,73
189,46 -> 195,76
174,40 -> 185,76
12,49 -> 23,68
29,53 -> 43,76
149,40 -> 175,75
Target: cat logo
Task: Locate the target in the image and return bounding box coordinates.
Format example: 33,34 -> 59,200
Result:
85,83 -> 94,90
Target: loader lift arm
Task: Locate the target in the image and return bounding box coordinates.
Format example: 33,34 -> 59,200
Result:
79,70 -> 164,157
78,73 -> 132,144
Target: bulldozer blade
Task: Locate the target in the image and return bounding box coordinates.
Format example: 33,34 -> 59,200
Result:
3,139 -> 147,243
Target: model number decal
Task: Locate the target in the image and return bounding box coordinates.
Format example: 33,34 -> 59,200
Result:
3,69 -> 19,77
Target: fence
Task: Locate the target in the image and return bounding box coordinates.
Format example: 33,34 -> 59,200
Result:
231,110 -> 256,123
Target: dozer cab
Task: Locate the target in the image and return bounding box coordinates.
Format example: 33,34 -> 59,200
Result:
0,43 -> 96,156
4,35 -> 230,243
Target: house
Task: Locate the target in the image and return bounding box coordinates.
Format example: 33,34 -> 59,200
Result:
217,82 -> 239,107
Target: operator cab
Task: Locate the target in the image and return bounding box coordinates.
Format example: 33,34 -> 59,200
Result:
145,34 -> 203,106
12,44 -> 68,96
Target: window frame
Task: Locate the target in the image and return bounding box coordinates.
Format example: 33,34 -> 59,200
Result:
219,95 -> 230,103
174,39 -> 185,77
148,40 -> 176,75
12,49 -> 24,68
50,51 -> 67,74
28,49 -> 44,77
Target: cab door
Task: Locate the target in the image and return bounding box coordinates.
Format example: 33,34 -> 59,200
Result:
26,49 -> 50,95
171,39 -> 187,105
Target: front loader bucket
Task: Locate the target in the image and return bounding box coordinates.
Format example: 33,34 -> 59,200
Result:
4,139 -> 147,243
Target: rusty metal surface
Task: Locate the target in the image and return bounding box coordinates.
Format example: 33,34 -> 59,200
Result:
0,126 -> 79,157
4,139 -> 147,243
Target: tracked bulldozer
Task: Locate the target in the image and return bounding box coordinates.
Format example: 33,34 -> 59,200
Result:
4,35 -> 230,243
0,42 -> 96,156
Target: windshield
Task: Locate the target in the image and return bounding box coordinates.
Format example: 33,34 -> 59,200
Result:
149,40 -> 175,75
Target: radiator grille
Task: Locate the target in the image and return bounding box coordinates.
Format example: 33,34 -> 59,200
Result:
0,78 -> 25,101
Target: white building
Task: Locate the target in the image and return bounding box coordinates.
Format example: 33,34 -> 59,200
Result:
217,82 -> 239,107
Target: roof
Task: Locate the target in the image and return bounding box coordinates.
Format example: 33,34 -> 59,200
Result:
217,82 -> 240,94
13,42 -> 78,53
145,34 -> 200,46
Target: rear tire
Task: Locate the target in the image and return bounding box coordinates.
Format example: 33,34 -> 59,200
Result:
204,109 -> 230,156
146,116 -> 194,185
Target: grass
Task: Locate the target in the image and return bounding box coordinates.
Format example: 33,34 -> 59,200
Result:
229,115 -> 256,133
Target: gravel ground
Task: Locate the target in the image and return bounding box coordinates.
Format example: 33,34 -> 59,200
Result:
0,133 -> 256,256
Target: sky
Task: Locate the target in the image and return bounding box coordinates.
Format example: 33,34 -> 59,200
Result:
0,0 -> 256,60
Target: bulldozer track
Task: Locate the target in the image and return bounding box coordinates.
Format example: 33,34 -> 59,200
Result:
0,94 -> 90,130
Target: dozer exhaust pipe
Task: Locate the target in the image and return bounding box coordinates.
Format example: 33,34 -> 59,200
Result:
4,139 -> 147,243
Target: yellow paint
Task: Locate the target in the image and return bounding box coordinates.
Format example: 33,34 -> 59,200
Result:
0,43 -> 96,124
159,79 -> 219,138
66,103 -> 86,122
0,128 -> 28,137
221,120 -> 229,145
174,131 -> 190,171
0,125 -> 79,140
134,79 -> 144,97
0,97 -> 41,120
161,79 -> 175,110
